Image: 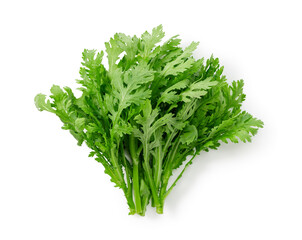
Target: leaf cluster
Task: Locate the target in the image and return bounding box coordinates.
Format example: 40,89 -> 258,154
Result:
35,25 -> 263,215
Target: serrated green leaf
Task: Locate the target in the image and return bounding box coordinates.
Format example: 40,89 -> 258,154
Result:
34,94 -> 55,113
180,125 -> 198,145
140,25 -> 165,58
159,79 -> 189,104
181,77 -> 218,102
75,118 -> 86,132
161,41 -> 199,76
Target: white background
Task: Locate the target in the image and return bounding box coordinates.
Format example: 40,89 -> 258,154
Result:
1,0 -> 301,239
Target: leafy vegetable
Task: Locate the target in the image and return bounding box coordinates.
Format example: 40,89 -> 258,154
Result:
34,25 -> 263,215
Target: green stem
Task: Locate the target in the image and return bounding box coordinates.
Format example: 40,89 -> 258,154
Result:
84,134 -> 134,213
164,152 -> 197,200
133,163 -> 142,214
154,143 -> 163,190
120,142 -> 135,214
162,131 -> 177,162
82,134 -> 122,187
141,195 -> 150,216
142,141 -> 161,211
160,137 -> 181,203
143,161 -> 161,211
129,135 -> 142,214
110,147 -> 125,186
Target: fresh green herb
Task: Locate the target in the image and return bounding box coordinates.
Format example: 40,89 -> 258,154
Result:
35,25 -> 263,215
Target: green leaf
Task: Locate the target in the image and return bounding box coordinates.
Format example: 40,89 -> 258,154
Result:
208,112 -> 264,144
110,63 -> 154,112
134,100 -> 173,146
34,94 -> 55,113
161,41 -> 199,76
50,85 -> 65,101
180,125 -> 198,145
75,118 -> 86,132
159,79 -> 189,104
105,35 -> 124,70
181,77 -> 218,102
140,179 -> 150,197
140,25 -> 165,58
81,49 -> 104,70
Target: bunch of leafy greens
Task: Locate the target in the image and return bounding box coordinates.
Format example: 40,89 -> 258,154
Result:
35,25 -> 263,215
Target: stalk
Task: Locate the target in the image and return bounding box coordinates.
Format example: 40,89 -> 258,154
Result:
142,142 -> 162,213
133,163 -> 142,214
143,161 -> 162,213
154,140 -> 163,190
164,152 -> 198,200
159,137 -> 181,208
110,147 -> 125,185
141,196 -> 150,216
120,142 -> 135,214
129,134 -> 142,214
